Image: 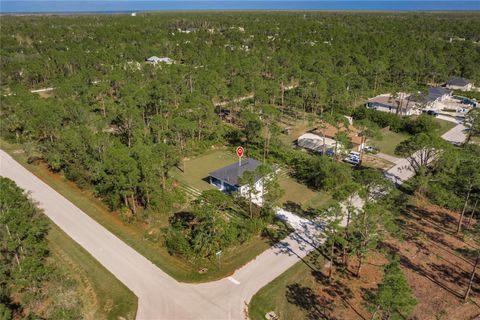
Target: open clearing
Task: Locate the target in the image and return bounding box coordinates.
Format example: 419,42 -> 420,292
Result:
170,147 -> 238,192
433,117 -> 457,135
171,148 -> 334,212
370,129 -> 410,156
277,174 -> 334,213
250,196 -> 480,320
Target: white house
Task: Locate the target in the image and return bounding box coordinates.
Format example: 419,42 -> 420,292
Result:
424,87 -> 453,109
366,93 -> 419,116
208,158 -> 278,204
297,133 -> 339,156
145,56 -> 174,65
446,78 -> 474,91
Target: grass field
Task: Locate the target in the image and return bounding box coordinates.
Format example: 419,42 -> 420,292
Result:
368,117 -> 456,157
370,129 -> 409,156
278,118 -> 315,146
249,254 -> 324,320
0,140 -> 271,282
48,224 -> 138,320
278,175 -> 334,212
432,118 -> 456,135
170,148 -> 238,192
171,148 -> 334,213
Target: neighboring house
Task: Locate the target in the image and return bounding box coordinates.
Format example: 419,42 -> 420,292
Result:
426,87 -> 452,103
366,93 -> 419,116
208,158 -> 277,199
446,78 -> 474,91
422,87 -> 453,110
312,123 -> 364,151
297,133 -> 337,155
145,56 -> 174,65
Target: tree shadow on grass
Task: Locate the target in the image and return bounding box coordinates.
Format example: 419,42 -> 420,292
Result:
311,269 -> 368,320
283,201 -> 318,219
456,246 -> 479,261
404,205 -> 457,234
285,283 -> 336,320
398,209 -> 476,267
381,242 -> 465,299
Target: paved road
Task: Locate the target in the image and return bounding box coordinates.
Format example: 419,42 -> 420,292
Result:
0,150 -> 329,320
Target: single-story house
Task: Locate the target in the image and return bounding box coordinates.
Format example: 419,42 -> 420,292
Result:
312,123 -> 364,151
208,158 -> 277,200
421,87 -> 453,110
446,78 -> 474,91
366,93 -> 419,116
145,56 -> 174,65
297,133 -> 337,155
425,87 -> 452,104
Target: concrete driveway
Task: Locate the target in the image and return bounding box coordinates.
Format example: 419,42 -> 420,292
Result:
441,123 -> 467,145
0,150 -> 335,320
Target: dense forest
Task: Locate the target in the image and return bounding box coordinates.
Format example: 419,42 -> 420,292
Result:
0,177 -> 84,319
1,12 -> 480,267
2,12 -> 479,220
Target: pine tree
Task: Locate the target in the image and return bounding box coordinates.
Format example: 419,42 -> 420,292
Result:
370,257 -> 417,320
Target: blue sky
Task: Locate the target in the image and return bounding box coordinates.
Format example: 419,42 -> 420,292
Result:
2,0 -> 479,13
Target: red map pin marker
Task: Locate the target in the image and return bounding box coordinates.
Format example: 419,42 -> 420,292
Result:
236,146 -> 244,158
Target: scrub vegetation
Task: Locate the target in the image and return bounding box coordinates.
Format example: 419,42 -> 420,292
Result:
0,177 -> 137,320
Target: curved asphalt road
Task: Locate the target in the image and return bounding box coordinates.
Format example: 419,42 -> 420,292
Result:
0,150 -> 325,320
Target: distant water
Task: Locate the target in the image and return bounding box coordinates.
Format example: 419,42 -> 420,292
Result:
1,1 -> 479,14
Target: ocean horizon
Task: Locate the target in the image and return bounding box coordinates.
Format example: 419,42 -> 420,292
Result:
1,1 -> 479,14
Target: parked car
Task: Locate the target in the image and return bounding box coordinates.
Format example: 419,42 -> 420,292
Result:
426,110 -> 439,116
363,145 -> 379,154
344,151 -> 361,165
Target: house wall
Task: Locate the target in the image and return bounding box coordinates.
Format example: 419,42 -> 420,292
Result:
447,84 -> 473,91
239,179 -> 265,205
209,176 -> 238,193
367,102 -> 416,116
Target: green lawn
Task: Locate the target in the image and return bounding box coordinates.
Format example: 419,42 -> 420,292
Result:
278,175 -> 334,213
370,130 -> 409,156
0,140 -> 271,282
368,118 -> 456,157
170,148 -> 238,191
432,118 -> 456,135
171,148 -> 334,213
48,224 -> 138,320
249,254 -> 324,320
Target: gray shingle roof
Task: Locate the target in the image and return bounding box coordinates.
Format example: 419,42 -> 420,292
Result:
447,78 -> 471,87
425,87 -> 452,102
208,158 -> 262,186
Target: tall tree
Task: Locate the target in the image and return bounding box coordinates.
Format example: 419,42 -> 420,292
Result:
368,257 -> 417,320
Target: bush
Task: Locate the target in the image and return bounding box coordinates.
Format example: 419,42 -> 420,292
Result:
353,108 -> 440,135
